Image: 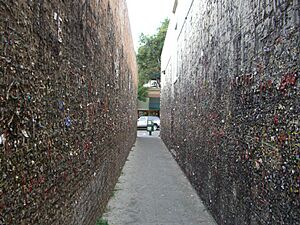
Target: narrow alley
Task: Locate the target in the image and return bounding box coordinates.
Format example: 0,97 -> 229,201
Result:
1,0 -> 299,225
103,131 -> 217,225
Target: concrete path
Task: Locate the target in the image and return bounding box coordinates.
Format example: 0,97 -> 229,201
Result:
103,131 -> 217,225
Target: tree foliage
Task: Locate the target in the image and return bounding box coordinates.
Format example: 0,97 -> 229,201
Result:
137,19 -> 169,86
137,83 -> 148,102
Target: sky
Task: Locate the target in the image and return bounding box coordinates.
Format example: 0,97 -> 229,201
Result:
126,0 -> 174,51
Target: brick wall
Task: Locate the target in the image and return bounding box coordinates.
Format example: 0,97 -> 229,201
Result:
161,0 -> 299,224
0,0 -> 137,224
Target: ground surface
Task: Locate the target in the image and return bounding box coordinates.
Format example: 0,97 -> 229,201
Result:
103,131 -> 217,225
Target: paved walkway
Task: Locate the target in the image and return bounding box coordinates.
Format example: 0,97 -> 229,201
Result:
103,131 -> 217,225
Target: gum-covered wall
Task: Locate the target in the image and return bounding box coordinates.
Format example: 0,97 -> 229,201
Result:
0,0 -> 137,224
161,0 -> 299,224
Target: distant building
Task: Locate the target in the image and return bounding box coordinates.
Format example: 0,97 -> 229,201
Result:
138,80 -> 160,117
143,80 -> 160,88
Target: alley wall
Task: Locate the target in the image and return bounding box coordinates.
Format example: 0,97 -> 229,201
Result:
0,0 -> 137,224
161,0 -> 299,224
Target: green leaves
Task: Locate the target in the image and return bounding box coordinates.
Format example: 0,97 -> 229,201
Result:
136,19 -> 169,87
137,83 -> 148,102
96,219 -> 109,225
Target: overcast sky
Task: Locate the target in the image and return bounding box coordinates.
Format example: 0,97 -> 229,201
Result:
126,0 -> 174,51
